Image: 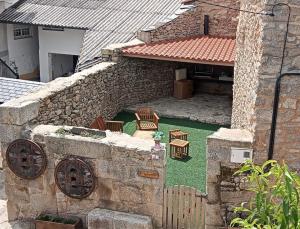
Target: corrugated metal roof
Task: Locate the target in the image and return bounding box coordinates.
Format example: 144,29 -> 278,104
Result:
122,36 -> 236,66
0,0 -> 185,67
0,77 -> 44,104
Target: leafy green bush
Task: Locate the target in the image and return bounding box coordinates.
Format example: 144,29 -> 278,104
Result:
36,214 -> 77,224
231,160 -> 300,229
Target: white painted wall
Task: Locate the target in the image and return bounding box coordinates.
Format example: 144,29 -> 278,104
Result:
1,0 -> 19,9
0,24 -> 8,60
38,27 -> 85,82
0,2 -> 8,61
6,24 -> 39,77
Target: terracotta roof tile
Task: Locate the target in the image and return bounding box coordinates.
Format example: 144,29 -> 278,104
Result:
122,36 -> 236,65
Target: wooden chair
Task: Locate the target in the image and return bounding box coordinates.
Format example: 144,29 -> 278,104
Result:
90,116 -> 124,132
135,107 -> 159,131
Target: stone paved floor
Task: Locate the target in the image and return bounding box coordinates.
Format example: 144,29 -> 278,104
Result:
133,130 -> 155,140
126,94 -> 232,126
0,170 -> 33,229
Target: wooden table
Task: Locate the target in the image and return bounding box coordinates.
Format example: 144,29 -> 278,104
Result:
170,139 -> 189,159
169,129 -> 188,142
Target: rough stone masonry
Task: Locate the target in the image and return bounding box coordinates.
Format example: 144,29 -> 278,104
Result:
232,0 -> 300,168
3,125 -> 166,228
206,0 -> 300,228
138,0 -> 240,43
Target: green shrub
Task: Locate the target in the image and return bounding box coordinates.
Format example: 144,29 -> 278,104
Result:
36,214 -> 77,225
231,160 -> 300,229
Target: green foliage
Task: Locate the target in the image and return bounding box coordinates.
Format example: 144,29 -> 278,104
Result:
152,131 -> 165,140
231,160 -> 300,229
56,127 -> 68,136
36,214 -> 77,225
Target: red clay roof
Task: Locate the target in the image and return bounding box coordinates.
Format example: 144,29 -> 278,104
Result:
122,36 -> 236,66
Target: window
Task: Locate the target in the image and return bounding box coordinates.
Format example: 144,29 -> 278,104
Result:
13,25 -> 32,40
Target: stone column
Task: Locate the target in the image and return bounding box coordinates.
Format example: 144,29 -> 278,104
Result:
0,100 -> 40,220
205,128 -> 253,228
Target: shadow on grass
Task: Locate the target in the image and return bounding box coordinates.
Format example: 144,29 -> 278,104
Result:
170,156 -> 192,163
115,111 -> 227,131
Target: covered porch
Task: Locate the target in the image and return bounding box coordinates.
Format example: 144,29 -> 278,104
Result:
122,35 -> 235,126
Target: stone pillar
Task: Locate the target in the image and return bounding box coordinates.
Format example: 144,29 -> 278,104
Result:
205,128 -> 253,228
0,100 -> 40,220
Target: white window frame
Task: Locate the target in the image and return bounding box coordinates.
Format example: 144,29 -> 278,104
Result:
13,25 -> 32,40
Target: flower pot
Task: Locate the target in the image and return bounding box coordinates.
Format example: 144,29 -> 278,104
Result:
35,214 -> 82,229
154,139 -> 162,150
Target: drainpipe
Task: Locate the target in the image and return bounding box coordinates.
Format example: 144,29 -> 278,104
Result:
267,3 -> 292,160
268,73 -> 300,160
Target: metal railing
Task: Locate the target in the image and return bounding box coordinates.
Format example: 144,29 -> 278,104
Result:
0,58 -> 19,79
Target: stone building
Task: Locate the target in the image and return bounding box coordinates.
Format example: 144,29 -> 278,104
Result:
206,0 -> 300,228
1,0 -> 300,228
233,0 -> 300,168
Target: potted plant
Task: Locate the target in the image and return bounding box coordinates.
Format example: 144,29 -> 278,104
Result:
152,131 -> 164,150
35,214 -> 83,229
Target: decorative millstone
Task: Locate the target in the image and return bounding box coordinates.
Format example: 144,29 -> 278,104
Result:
6,139 -> 47,180
55,157 -> 96,199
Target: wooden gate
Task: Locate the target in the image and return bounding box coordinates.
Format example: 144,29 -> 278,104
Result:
163,185 -> 206,229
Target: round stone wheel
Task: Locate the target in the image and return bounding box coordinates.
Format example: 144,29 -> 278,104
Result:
55,157 -> 96,199
6,139 -> 47,180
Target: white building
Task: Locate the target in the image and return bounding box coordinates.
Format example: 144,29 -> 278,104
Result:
0,0 -> 13,63
0,0 -> 186,82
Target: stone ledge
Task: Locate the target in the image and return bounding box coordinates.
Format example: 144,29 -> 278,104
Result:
32,125 -> 161,154
88,209 -> 153,229
207,128 -> 253,143
0,62 -> 115,125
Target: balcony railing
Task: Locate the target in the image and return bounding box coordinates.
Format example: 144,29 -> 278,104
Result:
0,58 -> 19,79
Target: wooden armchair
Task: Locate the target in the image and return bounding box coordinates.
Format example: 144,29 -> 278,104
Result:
90,116 -> 124,132
135,107 -> 159,131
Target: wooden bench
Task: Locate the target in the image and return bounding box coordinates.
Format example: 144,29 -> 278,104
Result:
90,116 -> 124,132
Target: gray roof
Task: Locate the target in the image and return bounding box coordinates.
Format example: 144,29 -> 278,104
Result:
0,77 -> 44,104
0,0 -> 187,67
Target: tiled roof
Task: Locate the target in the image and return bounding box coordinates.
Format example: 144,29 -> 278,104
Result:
122,36 -> 236,66
0,0 -> 188,67
0,77 -> 44,104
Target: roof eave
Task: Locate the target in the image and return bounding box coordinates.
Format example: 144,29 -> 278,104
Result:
0,20 -> 88,30
122,53 -> 235,66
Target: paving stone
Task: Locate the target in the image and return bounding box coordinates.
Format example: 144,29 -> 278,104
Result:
88,208 -> 153,229
126,94 -> 232,126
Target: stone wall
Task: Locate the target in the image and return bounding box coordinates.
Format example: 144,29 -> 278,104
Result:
231,0 -> 265,132
232,0 -> 300,166
0,58 -> 177,128
205,128 -> 253,228
3,125 -> 166,228
35,58 -> 177,127
144,0 -> 240,42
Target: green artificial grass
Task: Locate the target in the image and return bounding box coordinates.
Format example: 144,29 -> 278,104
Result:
114,111 -> 222,193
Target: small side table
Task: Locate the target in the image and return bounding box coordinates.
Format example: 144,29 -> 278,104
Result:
170,139 -> 189,159
169,129 -> 188,142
